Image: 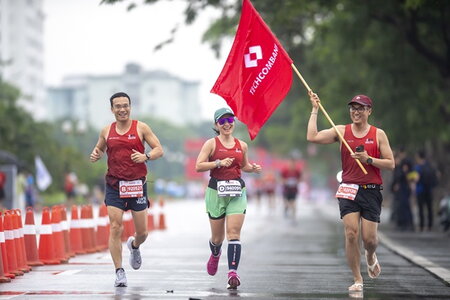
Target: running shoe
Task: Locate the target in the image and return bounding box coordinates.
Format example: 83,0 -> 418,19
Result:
114,268 -> 127,287
127,236 -> 142,270
227,270 -> 241,290
206,251 -> 221,276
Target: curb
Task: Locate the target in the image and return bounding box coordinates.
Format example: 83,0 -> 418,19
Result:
378,231 -> 450,287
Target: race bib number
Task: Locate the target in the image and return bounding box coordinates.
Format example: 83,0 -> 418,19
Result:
119,180 -> 143,198
335,183 -> 359,200
217,180 -> 242,197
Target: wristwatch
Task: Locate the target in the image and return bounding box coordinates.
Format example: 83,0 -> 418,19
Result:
366,157 -> 373,165
215,159 -> 221,168
145,153 -> 151,161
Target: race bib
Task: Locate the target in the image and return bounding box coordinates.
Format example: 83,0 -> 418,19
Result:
335,183 -> 359,200
119,180 -> 143,198
217,180 -> 242,197
286,178 -> 298,187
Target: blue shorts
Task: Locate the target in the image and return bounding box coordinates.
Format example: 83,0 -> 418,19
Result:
105,182 -> 150,211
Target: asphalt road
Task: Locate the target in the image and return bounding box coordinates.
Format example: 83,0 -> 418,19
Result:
0,198 -> 449,299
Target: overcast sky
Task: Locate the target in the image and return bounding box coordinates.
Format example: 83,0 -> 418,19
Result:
43,0 -> 229,120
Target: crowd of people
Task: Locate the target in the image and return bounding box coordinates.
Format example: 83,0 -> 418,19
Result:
390,149 -> 439,232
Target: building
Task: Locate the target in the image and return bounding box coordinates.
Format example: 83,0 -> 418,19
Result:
46,63 -> 201,129
0,0 -> 45,119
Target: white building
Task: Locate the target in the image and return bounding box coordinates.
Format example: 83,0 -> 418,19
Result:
46,63 -> 201,129
0,0 -> 45,119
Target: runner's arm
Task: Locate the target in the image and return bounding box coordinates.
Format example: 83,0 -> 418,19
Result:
373,129 -> 395,170
241,141 -> 262,173
195,139 -> 217,172
306,92 -> 341,144
90,126 -> 108,162
140,122 -> 164,161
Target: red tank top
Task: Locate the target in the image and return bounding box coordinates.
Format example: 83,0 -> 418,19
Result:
106,120 -> 147,183
210,137 -> 243,180
340,124 -> 382,185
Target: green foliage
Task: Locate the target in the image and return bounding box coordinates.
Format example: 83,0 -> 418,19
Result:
0,80 -> 100,193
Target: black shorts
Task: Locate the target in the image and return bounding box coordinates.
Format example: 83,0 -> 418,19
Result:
105,182 -> 150,211
338,188 -> 383,223
65,190 -> 75,198
283,188 -> 298,202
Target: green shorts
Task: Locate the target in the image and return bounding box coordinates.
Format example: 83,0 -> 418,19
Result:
205,187 -> 247,219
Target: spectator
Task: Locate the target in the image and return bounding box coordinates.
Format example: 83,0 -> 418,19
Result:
391,158 -> 415,231
25,172 -> 36,208
390,149 -> 407,224
414,150 -> 438,232
64,171 -> 78,207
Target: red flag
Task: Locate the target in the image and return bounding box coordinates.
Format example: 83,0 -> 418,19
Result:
211,0 -> 293,140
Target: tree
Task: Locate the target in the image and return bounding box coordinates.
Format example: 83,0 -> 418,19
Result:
0,79 -> 100,195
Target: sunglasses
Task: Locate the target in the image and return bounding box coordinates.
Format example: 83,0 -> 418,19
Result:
217,117 -> 235,125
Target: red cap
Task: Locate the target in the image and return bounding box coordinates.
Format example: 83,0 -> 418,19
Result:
348,95 -> 372,107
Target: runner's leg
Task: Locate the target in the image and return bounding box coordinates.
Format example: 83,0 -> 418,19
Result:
107,206 -> 124,269
342,212 -> 363,284
131,209 -> 148,247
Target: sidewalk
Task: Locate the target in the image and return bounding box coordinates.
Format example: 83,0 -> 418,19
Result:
378,223 -> 450,286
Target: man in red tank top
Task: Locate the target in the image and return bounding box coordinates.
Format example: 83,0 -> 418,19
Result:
307,92 -> 394,293
280,158 -> 302,218
90,92 -> 164,287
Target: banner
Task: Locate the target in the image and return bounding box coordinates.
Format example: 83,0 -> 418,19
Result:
35,156 -> 52,191
211,0 -> 293,140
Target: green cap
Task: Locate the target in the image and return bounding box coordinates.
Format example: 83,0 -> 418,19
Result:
214,107 -> 235,123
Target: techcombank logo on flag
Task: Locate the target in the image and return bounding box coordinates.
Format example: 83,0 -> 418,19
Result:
244,46 -> 262,68
246,44 -> 280,95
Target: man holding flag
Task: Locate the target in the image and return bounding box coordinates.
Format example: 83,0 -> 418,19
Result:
307,92 -> 394,292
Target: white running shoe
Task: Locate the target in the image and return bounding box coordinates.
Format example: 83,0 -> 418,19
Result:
127,236 -> 142,270
114,268 -> 127,287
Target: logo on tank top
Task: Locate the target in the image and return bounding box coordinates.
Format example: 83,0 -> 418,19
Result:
108,136 -> 120,140
365,138 -> 374,144
218,149 -> 227,152
236,148 -> 241,153
128,134 -> 136,140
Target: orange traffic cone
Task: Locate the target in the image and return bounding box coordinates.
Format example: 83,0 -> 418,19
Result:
0,212 -> 15,279
22,207 -> 43,266
69,205 -> 85,255
38,207 -> 60,265
3,211 -> 23,275
157,198 -> 167,230
147,205 -> 155,232
96,205 -> 109,251
51,206 -> 69,263
12,210 -> 31,272
80,206 -> 95,253
60,206 -> 74,257
0,214 -> 11,283
0,249 -> 10,283
87,205 -> 100,252
0,247 -> 11,282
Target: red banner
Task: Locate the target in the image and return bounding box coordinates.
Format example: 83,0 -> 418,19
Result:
211,0 -> 293,140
